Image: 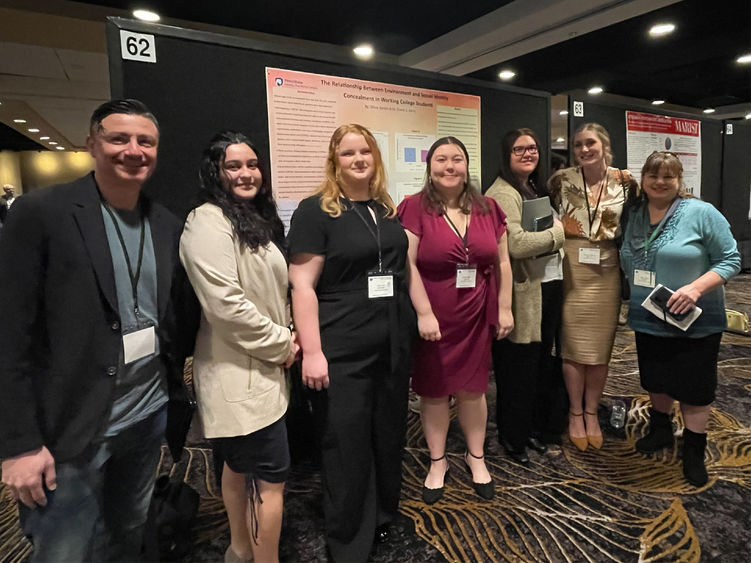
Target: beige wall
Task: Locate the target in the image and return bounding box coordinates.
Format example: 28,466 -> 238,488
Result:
19,151 -> 94,191
0,152 -> 23,194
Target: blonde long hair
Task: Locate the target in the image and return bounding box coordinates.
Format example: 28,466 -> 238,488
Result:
315,124 -> 396,218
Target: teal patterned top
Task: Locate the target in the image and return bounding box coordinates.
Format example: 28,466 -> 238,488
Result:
620,197 -> 740,338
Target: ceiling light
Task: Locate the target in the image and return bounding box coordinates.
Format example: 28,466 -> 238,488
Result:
649,23 -> 675,37
48,141 -> 58,145
55,146 -> 65,150
13,119 -> 26,123
588,86 -> 603,95
651,100 -> 665,105
559,110 -> 569,116
353,44 -> 374,60
555,137 -> 565,143
28,128 -> 40,133
133,9 -> 160,22
745,113 -> 751,120
703,108 -> 715,114
40,136 -> 50,140
737,54 -> 751,64
498,70 -> 516,81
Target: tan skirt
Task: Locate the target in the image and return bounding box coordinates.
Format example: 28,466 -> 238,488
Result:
561,238 -> 621,365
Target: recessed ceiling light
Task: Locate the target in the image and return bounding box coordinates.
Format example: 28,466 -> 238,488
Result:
28,128 -> 40,133
555,137 -> 565,143
559,110 -> 569,116
48,141 -> 58,145
703,108 -> 715,114
13,119 -> 26,123
498,69 -> 516,81
745,113 -> 751,120
737,54 -> 751,64
40,136 -> 50,140
55,146 -> 65,150
651,100 -> 665,105
649,23 -> 675,37
133,9 -> 160,22
353,44 -> 374,60
588,86 -> 603,95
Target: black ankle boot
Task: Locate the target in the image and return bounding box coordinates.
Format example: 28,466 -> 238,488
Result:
682,428 -> 708,487
635,408 -> 673,453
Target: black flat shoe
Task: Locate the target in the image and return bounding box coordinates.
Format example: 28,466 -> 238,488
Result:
500,438 -> 529,464
527,437 -> 548,454
464,451 -> 495,500
375,523 -> 390,544
421,455 -> 448,505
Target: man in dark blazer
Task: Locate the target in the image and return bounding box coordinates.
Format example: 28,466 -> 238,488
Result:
0,99 -> 197,561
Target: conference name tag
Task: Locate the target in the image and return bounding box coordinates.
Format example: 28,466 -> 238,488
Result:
456,264 -> 477,288
634,269 -> 656,288
578,247 -> 601,265
123,326 -> 156,364
368,273 -> 394,299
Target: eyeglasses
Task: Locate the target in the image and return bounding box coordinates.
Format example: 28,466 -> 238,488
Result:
512,144 -> 538,156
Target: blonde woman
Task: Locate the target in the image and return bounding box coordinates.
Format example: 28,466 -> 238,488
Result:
287,124 -> 415,562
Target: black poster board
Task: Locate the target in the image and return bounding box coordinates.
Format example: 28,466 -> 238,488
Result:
567,96 -> 723,207
107,18 -> 550,218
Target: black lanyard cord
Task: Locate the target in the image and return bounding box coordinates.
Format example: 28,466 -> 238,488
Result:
582,168 -> 606,238
102,203 -> 145,314
349,200 -> 384,272
443,207 -> 470,262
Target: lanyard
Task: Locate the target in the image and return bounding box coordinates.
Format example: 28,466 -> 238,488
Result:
349,200 -> 384,272
643,197 -> 681,255
102,203 -> 146,315
582,168 -> 605,238
443,207 -> 470,263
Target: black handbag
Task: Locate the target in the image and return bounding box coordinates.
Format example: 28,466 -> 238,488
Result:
142,474 -> 200,561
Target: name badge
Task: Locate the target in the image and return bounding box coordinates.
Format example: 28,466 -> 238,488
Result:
634,269 -> 656,288
368,273 -> 394,299
123,325 -> 156,364
578,247 -> 601,264
456,264 -> 477,288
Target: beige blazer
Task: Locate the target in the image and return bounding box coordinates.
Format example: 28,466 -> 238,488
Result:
486,177 -> 564,344
180,203 -> 291,439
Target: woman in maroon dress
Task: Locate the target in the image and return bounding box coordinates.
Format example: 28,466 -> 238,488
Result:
398,136 -> 513,503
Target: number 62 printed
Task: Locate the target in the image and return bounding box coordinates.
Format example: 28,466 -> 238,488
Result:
120,31 -> 157,63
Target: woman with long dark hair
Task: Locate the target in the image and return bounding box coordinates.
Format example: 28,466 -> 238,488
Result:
486,128 -> 565,463
180,131 -> 298,563
398,136 -> 513,503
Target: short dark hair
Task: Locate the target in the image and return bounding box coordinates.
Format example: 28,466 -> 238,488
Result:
89,98 -> 159,135
497,128 -> 544,198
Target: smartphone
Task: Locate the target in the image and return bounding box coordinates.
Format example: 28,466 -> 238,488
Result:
649,286 -> 689,321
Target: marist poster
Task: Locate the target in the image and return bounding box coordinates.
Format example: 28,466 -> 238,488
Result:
625,111 -> 702,197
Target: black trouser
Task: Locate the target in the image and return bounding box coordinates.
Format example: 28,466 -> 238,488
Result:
493,280 -> 563,449
310,356 -> 409,562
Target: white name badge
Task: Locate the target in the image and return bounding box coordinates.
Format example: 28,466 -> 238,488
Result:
123,325 -> 156,364
634,269 -> 656,288
578,247 -> 601,265
368,274 -> 394,298
456,264 -> 477,288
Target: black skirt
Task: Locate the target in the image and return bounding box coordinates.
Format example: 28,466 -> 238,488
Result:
634,331 -> 722,406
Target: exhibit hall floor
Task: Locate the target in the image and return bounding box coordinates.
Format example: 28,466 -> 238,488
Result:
1,275 -> 750,563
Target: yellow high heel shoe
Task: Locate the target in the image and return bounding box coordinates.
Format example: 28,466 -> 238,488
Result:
585,410 -> 603,449
568,411 -> 589,451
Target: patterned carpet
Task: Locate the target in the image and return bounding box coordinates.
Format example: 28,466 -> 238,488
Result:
1,275 -> 750,562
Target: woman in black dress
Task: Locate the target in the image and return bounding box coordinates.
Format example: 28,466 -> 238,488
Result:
287,124 -> 415,562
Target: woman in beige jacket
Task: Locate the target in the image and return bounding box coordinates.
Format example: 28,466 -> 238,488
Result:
180,132 -> 298,563
486,128 -> 565,464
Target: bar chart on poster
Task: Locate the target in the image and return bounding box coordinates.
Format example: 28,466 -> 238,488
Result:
266,67 -> 481,225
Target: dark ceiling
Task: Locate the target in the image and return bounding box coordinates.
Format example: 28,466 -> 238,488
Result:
0,123 -> 49,152
73,0 -> 749,112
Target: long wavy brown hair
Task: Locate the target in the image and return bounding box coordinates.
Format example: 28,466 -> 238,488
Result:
315,124 -> 396,218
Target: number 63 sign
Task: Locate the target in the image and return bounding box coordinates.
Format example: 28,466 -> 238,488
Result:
120,31 -> 157,63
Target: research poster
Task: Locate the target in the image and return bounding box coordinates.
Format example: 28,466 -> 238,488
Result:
625,111 -> 702,197
266,67 -> 481,226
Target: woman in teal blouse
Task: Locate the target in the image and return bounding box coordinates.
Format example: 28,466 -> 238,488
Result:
620,151 -> 740,487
